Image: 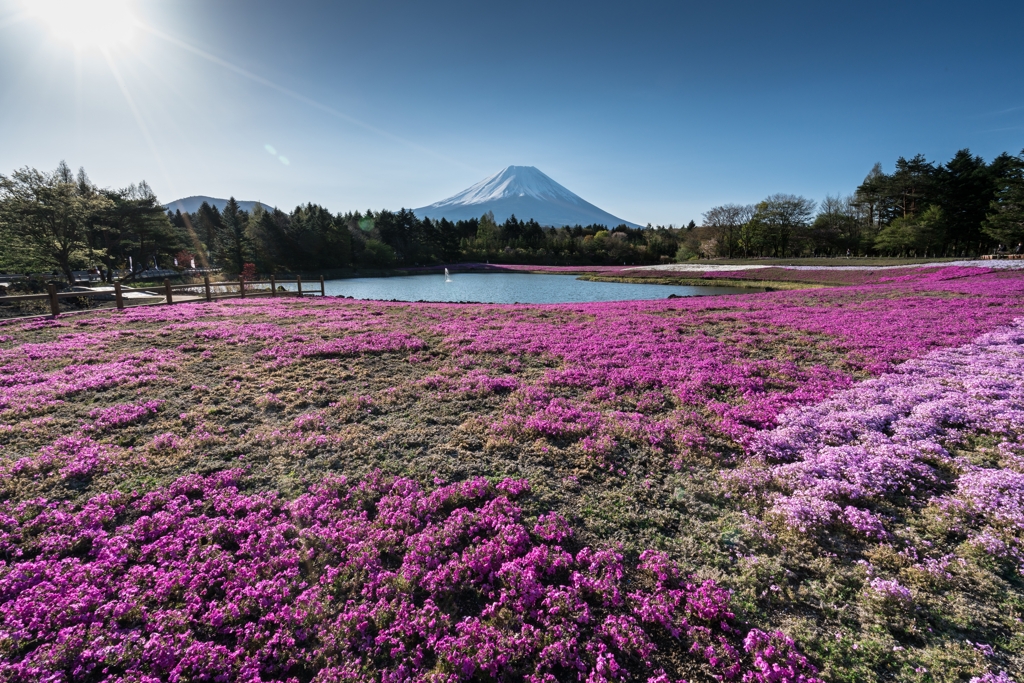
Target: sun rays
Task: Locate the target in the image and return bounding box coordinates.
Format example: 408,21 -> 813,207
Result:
9,0 -> 472,178
21,0 -> 136,49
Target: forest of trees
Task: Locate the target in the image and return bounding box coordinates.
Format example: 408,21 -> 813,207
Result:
2,147 -> 1022,281
685,148 -> 1024,259
0,164 -> 684,279
167,202 -> 687,273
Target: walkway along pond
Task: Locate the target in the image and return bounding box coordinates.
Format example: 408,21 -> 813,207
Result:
0,275 -> 326,320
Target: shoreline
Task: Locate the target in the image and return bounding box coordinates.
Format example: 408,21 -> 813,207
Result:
575,274 -> 823,290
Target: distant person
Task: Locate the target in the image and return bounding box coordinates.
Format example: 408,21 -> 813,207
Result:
1016,243 -> 1022,255
846,249 -> 851,259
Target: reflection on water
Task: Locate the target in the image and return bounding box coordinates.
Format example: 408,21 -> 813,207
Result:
312,273 -> 752,304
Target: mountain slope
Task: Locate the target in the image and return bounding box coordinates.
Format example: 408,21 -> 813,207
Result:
164,196 -> 271,215
414,166 -> 640,228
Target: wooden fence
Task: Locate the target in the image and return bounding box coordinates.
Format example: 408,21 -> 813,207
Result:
0,275 -> 327,319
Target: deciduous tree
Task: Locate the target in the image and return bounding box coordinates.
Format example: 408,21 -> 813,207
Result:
749,194 -> 816,257
702,204 -> 753,257
0,162 -> 111,283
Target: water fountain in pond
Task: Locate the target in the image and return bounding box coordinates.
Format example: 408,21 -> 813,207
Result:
444,268 -> 452,283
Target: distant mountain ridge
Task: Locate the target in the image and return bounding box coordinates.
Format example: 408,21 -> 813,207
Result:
164,196 -> 271,214
414,166 -> 640,228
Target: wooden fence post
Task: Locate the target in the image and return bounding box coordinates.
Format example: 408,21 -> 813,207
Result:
164,279 -> 173,305
239,276 -> 245,299
320,275 -> 325,297
204,276 -> 212,302
296,275 -> 303,298
114,282 -> 124,310
47,283 -> 60,318
270,275 -> 277,297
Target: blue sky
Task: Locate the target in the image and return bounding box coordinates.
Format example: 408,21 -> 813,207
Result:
1,0 -> 1022,226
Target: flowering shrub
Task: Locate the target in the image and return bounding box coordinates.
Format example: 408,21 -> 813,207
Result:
86,400 -> 163,431
8,434 -> 124,481
971,672 -> 1016,683
256,392 -> 284,409
0,471 -> 820,682
867,578 -> 914,605
742,629 -> 821,683
150,431 -> 181,451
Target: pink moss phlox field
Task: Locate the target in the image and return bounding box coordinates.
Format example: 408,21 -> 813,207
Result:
430,269 -> 1024,455
257,331 -> 427,367
3,268 -> 1024,681
735,318 -> 1024,568
0,342 -> 179,415
3,270 -> 1023,458
454,264 -> 635,275
701,266 -> 989,287
0,472 -> 821,682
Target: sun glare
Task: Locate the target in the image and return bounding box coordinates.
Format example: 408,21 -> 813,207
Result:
24,0 -> 136,49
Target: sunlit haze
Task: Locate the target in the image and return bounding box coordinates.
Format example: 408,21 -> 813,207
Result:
21,0 -> 135,48
1,0 -> 1022,224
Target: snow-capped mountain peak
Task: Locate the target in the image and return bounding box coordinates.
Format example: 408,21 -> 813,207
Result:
430,166 -> 581,207
414,167 -> 639,228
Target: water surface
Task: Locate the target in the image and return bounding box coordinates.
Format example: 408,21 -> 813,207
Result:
313,273 -> 750,304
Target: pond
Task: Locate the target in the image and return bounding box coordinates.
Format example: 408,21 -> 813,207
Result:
315,273 -> 752,304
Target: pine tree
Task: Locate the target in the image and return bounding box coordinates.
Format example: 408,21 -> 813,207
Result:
935,149 -> 993,255
218,197 -> 251,274
476,211 -> 499,252
195,202 -> 222,262
982,152 -> 1024,251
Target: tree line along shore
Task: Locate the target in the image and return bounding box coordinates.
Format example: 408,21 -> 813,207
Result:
1,147 -> 1022,287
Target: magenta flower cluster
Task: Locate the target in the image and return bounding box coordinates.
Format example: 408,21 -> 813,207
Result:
86,400 -> 164,431
971,672 -> 1016,683
6,434 -> 124,481
0,471 -> 820,682
867,578 -> 913,605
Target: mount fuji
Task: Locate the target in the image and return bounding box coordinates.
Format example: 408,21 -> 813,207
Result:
414,166 -> 640,228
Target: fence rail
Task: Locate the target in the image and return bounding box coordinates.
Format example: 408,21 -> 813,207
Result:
0,275 -> 327,319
